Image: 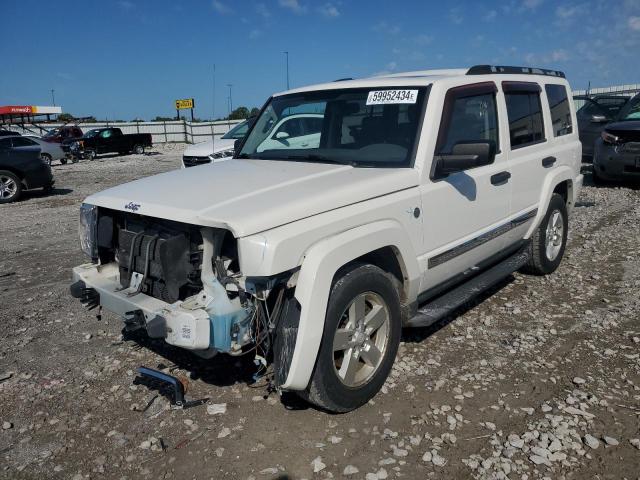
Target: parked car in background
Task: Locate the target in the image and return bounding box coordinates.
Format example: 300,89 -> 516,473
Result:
71,127 -> 152,160
22,135 -> 66,165
574,94 -> 630,159
0,129 -> 20,137
592,93 -> 640,183
43,125 -> 84,144
182,119 -> 250,168
0,136 -> 54,203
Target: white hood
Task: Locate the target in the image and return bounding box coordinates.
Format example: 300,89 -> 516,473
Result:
183,138 -> 235,157
85,160 -> 419,237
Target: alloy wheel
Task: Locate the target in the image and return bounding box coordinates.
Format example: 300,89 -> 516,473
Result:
545,210 -> 564,261
332,291 -> 390,387
0,175 -> 18,200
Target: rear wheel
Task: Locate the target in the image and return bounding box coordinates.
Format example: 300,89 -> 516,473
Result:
0,171 -> 22,204
301,264 -> 401,412
133,144 -> 144,155
522,193 -> 568,275
60,158 -> 68,165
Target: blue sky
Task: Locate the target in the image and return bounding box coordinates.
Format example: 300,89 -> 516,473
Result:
1,0 -> 639,120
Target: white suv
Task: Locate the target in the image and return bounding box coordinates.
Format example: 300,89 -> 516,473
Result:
71,65 -> 582,412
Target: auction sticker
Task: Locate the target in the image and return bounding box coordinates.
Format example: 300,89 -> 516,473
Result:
366,89 -> 418,105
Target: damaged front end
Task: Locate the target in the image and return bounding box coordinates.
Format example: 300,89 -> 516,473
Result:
71,205 -> 296,367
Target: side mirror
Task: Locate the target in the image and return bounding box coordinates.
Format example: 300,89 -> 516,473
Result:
233,138 -> 243,156
590,114 -> 609,123
434,141 -> 495,178
275,131 -> 290,140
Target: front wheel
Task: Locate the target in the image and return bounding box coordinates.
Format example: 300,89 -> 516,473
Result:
301,264 -> 401,412
522,193 -> 568,275
85,150 -> 96,161
41,153 -> 52,165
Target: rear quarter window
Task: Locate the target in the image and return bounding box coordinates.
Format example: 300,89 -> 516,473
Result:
545,84 -> 573,137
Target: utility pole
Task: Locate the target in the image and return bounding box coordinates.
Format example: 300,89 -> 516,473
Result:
284,51 -> 290,89
227,84 -> 233,113
50,89 -> 56,106
212,64 -> 216,120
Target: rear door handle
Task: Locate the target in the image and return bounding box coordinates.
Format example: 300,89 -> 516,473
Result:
542,156 -> 556,168
490,171 -> 511,185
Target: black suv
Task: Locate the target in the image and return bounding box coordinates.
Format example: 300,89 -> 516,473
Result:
574,94 -> 630,159
0,136 -> 54,203
592,93 -> 640,183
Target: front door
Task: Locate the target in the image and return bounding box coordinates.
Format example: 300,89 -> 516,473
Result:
419,82 -> 511,293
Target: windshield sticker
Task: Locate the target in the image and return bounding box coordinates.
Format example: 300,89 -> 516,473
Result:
366,90 -> 418,105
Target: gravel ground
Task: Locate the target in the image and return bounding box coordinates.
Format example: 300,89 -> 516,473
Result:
1,147 -> 639,480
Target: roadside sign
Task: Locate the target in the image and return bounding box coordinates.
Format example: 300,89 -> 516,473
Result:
175,98 -> 195,110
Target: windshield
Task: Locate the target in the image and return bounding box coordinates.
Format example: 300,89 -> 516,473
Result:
84,129 -> 101,138
44,128 -> 60,138
617,95 -> 640,121
221,120 -> 249,139
238,87 -> 428,167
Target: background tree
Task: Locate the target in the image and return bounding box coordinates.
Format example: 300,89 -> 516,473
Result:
250,107 -> 260,117
57,113 -> 74,122
228,106 -> 250,120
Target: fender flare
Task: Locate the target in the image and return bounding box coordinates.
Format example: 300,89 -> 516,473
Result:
524,166 -> 575,239
281,219 -> 420,390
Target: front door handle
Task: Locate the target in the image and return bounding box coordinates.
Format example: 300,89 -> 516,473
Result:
490,171 -> 511,185
542,156 -> 556,168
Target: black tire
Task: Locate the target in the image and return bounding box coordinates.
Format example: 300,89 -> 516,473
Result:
522,193 -> 568,276
300,263 -> 401,413
86,150 -> 96,161
592,166 -> 607,186
133,144 -> 144,155
41,153 -> 52,166
60,158 -> 68,165
0,170 -> 23,204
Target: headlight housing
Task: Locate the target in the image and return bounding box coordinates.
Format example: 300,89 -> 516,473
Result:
79,203 -> 98,260
601,130 -> 619,145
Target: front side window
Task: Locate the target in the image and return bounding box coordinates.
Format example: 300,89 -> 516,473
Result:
436,90 -> 499,154
239,87 -> 428,167
504,84 -> 545,149
545,84 -> 572,137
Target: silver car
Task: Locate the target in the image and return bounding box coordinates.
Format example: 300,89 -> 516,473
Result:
14,135 -> 66,165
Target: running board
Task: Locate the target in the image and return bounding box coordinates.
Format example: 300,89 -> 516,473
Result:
406,248 -> 530,328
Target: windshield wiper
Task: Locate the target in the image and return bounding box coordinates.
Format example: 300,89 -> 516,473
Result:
281,154 -> 356,167
236,153 -> 252,159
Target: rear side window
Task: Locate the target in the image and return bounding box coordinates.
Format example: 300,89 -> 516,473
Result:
11,137 -> 37,147
545,84 -> 572,137
503,82 -> 545,149
436,82 -> 499,154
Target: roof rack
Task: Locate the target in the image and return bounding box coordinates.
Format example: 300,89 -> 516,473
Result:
467,65 -> 566,78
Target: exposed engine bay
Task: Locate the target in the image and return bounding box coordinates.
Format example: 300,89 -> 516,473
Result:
74,208 -> 297,375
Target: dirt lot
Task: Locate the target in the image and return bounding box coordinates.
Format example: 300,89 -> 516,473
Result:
1,146 -> 639,480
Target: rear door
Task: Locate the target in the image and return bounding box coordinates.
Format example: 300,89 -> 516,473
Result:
502,81 -> 561,244
419,82 -> 511,292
